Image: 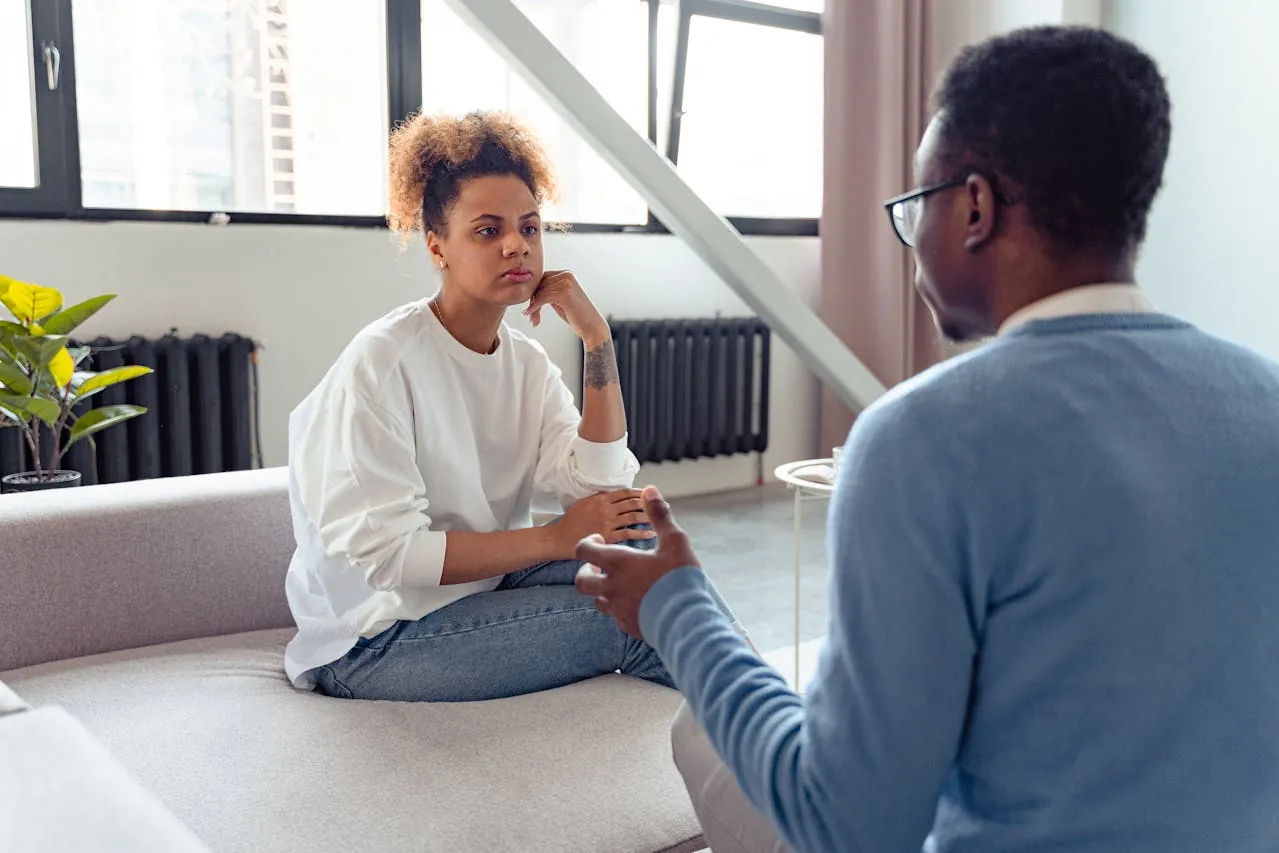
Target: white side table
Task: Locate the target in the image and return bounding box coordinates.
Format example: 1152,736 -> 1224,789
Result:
773,459 -> 836,689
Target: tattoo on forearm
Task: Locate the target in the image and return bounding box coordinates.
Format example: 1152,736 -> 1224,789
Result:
584,340 -> 620,390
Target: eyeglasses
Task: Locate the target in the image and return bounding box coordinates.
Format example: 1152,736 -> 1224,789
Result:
884,174 -> 1014,248
883,179 -> 966,248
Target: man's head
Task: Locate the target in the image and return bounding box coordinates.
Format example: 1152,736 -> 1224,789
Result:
894,26 -> 1171,341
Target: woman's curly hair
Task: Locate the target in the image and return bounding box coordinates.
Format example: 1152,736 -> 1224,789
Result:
388,110 -> 559,240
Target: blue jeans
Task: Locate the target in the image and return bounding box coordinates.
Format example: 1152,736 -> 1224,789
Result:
313,536 -> 674,702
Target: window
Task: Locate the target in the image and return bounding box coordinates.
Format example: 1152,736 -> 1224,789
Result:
0,0 -> 822,234
72,0 -> 389,216
421,0 -> 649,226
0,0 -> 74,215
676,17 -> 822,220
762,0 -> 822,10
0,0 -> 37,189
663,0 -> 822,232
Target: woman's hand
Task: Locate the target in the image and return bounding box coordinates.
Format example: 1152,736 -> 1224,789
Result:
552,489 -> 655,557
574,486 -> 697,639
523,270 -> 609,348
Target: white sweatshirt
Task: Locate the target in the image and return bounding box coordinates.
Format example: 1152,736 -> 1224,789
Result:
282,298 -> 639,688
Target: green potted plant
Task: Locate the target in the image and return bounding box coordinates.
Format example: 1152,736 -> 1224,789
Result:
0,276 -> 152,493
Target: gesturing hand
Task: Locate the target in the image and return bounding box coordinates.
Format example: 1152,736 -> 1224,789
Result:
523,270 -> 609,348
574,486 -> 699,639
554,489 -> 655,557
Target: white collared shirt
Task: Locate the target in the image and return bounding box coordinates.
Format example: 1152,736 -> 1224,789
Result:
999,283 -> 1156,336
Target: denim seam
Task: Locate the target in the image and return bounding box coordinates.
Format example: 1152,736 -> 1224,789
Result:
496,566 -> 538,591
317,664 -> 353,699
368,600 -> 600,646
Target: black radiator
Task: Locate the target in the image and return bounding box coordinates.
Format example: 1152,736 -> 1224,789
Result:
0,333 -> 258,485
597,317 -> 770,464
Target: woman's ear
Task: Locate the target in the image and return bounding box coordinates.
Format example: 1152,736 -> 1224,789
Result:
426,231 -> 447,270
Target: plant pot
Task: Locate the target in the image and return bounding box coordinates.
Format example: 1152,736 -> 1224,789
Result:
1,470 -> 83,494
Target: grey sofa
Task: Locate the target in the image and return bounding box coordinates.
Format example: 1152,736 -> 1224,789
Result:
0,469 -> 703,852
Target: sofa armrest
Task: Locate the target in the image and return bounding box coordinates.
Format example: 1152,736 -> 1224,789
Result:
0,468 -> 295,672
0,706 -> 208,851
0,679 -> 27,716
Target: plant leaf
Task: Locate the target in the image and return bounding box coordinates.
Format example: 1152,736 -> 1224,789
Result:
68,346 -> 92,367
0,393 -> 31,424
40,294 -> 116,336
0,279 -> 63,324
27,397 -> 60,424
68,404 -> 147,447
0,320 -> 28,364
0,361 -> 32,395
47,345 -> 74,389
11,333 -> 73,395
11,333 -> 69,371
0,392 -> 59,425
71,365 -> 153,402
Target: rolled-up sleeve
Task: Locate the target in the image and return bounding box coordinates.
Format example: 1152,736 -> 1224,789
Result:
532,365 -> 639,504
292,388 -> 447,590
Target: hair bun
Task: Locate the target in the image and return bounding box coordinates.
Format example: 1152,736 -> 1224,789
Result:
388,110 -> 559,239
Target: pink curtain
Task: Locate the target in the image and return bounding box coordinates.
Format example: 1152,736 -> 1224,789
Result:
819,0 -> 937,453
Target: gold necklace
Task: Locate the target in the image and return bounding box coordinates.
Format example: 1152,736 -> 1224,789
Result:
430,296 -> 498,355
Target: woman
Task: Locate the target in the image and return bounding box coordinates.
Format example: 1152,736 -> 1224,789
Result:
282,111 -> 673,701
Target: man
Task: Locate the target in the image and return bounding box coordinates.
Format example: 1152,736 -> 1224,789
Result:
576,25 -> 1279,853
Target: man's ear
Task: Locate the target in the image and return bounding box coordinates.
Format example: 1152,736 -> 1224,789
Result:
962,174 -> 999,252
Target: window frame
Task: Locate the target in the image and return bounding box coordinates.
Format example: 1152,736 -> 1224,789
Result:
0,0 -> 77,216
656,0 -> 822,236
0,0 -> 821,236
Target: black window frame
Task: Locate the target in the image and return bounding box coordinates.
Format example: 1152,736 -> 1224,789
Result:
0,0 -> 77,217
1,0 -> 820,236
655,0 -> 821,237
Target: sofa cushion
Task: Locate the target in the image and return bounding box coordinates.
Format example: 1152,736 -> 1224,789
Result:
3,630 -> 703,853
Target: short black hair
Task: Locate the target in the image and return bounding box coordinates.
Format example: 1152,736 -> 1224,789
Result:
934,26 -> 1171,256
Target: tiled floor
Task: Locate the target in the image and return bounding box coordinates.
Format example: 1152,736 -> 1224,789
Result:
669,484 -> 832,656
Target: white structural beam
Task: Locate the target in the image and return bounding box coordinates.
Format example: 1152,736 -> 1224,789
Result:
446,0 -> 888,411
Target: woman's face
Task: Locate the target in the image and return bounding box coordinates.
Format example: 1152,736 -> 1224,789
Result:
429,174 -> 545,307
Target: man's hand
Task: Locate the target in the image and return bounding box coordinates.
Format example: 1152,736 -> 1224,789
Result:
553,489 -> 654,558
574,486 -> 699,639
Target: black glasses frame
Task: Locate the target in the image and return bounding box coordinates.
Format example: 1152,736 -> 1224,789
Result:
883,179 -> 965,247
884,173 -> 1015,247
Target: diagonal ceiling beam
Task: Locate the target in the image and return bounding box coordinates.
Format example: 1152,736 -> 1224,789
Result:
446,0 -> 888,411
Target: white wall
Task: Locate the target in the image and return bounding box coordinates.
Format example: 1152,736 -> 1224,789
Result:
1104,0 -> 1279,362
933,0 -> 1102,73
0,219 -> 819,497
930,1 -> 1278,362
